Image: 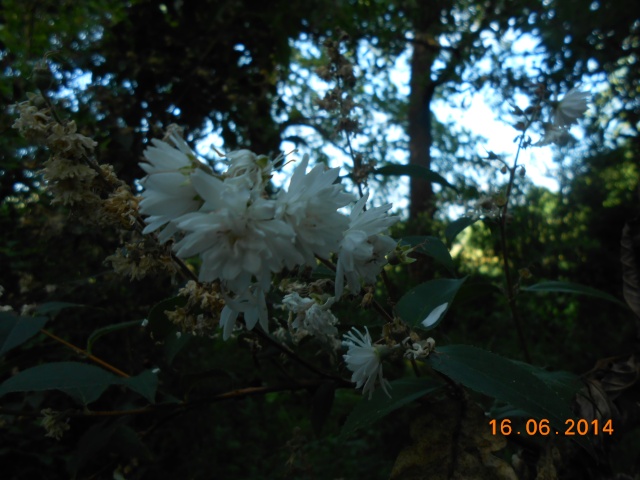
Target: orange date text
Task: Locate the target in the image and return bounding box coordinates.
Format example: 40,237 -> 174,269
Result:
489,418 -> 613,436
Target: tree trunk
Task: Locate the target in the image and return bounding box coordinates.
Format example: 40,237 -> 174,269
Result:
408,30 -> 437,220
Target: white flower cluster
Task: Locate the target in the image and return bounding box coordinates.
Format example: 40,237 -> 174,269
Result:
138,137 -> 398,339
282,292 -> 340,347
537,88 -> 589,146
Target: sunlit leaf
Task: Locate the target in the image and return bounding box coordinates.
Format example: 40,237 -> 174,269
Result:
396,277 -> 467,330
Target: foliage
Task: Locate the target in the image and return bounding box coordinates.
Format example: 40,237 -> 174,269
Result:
1,0 -> 640,479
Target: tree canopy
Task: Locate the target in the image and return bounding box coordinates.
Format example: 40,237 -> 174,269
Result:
1,0 -> 640,478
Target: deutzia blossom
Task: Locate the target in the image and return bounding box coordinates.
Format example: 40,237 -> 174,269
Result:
139,135 -> 203,242
282,292 -> 339,343
553,88 -> 589,127
343,327 -> 391,398
276,155 -> 352,264
219,285 -> 268,340
173,170 -> 300,292
335,193 -> 398,297
224,150 -> 274,191
535,122 -> 571,147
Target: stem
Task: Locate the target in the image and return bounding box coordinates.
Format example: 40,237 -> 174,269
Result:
40,329 -> 130,378
253,328 -> 350,385
498,135 -> 532,363
0,380 -> 350,419
316,256 -> 394,323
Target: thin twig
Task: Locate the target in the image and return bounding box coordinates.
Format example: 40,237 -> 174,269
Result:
498,134 -> 532,363
40,329 -> 130,378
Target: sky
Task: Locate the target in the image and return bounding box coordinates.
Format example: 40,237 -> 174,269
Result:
60,32 -> 588,217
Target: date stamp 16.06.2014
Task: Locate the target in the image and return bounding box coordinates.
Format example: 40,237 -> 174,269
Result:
489,418 -> 614,437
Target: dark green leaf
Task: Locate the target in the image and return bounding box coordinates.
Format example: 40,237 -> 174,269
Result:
429,345 -> 576,432
522,281 -> 628,309
396,277 -> 468,330
399,236 -> 455,273
33,302 -> 83,317
0,362 -> 118,404
340,377 -> 443,438
120,370 -> 158,404
110,424 -> 154,462
510,361 -> 582,405
0,312 -> 48,355
374,164 -> 457,192
68,421 -> 119,475
445,217 -> 477,245
0,362 -> 159,405
620,219 -> 640,317
310,381 -> 335,437
87,320 -> 142,354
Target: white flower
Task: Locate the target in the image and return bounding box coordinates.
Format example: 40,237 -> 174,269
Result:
219,285 -> 268,340
403,337 -> 436,360
139,135 -> 203,242
276,155 -> 352,265
282,292 -> 339,341
335,193 -> 398,297
534,123 -> 572,147
174,169 -> 301,292
342,327 -> 391,398
553,88 -> 589,127
224,150 -> 274,191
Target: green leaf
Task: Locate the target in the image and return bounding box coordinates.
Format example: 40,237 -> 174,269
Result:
0,362 -> 118,404
87,320 -> 142,354
33,302 -> 83,317
621,218 -> 640,317
120,370 -> 158,404
374,165 -> 457,192
0,362 -> 159,405
310,381 -> 336,437
340,377 -> 443,438
511,361 -> 582,405
445,217 -> 477,245
428,345 -> 576,433
0,312 -> 48,355
68,421 -> 119,475
110,424 -> 154,462
522,281 -> 628,309
399,236 -> 455,273
396,277 -> 468,330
